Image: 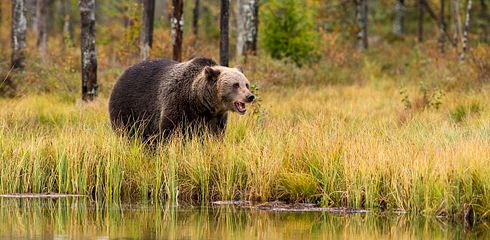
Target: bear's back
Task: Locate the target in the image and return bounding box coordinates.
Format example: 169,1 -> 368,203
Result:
109,59 -> 177,138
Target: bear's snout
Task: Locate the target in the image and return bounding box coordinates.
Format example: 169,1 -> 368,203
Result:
246,93 -> 255,103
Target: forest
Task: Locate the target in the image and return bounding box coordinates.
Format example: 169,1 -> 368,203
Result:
0,0 -> 489,224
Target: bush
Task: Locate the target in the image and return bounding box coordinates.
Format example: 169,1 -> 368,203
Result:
261,0 -> 319,66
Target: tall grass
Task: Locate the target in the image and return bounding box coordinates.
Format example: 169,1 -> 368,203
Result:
0,3 -> 489,221
1,83 -> 489,220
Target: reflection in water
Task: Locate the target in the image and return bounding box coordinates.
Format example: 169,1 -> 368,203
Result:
0,198 -> 487,239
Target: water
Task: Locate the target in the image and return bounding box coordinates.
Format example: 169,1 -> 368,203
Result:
0,197 -> 487,239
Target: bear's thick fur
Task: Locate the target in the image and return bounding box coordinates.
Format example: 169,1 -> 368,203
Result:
109,57 -> 254,141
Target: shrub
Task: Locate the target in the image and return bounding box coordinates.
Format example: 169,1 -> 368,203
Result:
450,102 -> 482,123
261,0 -> 319,66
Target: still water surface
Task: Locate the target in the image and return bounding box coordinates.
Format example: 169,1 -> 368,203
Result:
0,198 -> 487,239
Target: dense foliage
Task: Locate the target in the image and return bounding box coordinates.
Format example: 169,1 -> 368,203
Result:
262,0 -> 319,65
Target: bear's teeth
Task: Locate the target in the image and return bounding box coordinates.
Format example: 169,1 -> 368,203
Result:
235,102 -> 246,112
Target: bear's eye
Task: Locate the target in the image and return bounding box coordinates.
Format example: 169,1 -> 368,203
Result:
246,83 -> 249,89
233,83 -> 240,88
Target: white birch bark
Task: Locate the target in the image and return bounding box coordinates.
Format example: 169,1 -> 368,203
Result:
237,0 -> 259,58
460,0 -> 472,62
11,0 -> 27,69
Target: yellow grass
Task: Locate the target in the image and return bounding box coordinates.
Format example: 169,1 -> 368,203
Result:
1,80 -> 489,220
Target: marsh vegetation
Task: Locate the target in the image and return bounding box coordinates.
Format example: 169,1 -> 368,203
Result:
0,0 -> 489,227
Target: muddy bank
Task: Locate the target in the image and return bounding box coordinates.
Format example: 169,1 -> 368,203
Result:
212,200 -> 369,213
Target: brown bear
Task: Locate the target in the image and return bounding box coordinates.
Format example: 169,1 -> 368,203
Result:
108,57 -> 254,141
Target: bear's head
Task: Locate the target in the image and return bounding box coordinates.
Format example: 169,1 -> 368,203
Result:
203,65 -> 255,115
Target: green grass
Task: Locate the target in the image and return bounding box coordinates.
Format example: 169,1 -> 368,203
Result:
1,81 -> 489,221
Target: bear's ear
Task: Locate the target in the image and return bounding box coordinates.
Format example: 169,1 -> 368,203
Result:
234,65 -> 244,73
204,66 -> 220,81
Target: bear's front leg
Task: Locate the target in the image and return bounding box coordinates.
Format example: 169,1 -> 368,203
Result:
206,113 -> 228,137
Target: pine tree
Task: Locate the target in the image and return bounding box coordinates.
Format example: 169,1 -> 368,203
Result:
142,0 -> 155,60
438,0 -> 446,52
172,0 -> 183,61
418,0 -> 425,42
192,0 -> 199,36
220,0 -> 230,66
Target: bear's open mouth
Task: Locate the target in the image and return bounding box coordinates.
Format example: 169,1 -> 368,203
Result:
234,101 -> 247,114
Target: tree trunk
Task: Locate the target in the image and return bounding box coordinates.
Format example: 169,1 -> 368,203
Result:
122,2 -> 129,28
393,0 -> 405,36
26,0 -> 37,32
450,0 -> 463,47
62,0 -> 73,47
418,0 -> 425,42
460,0 -> 472,62
171,0 -> 183,61
11,0 -> 27,70
479,0 -> 488,42
355,0 -> 368,50
36,0 -> 48,58
192,0 -> 199,36
438,0 -> 446,52
142,0 -> 155,60
162,0 -> 168,19
80,0 -> 98,101
237,0 -> 259,58
220,0 -> 230,66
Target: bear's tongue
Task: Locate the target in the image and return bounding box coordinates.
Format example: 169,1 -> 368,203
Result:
234,102 -> 246,113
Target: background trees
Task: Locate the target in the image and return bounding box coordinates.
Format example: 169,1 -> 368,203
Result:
393,0 -> 405,37
141,0 -> 155,60
219,0 -> 229,66
237,0 -> 259,59
80,0 -> 98,101
0,0 -> 488,100
36,0 -> 48,58
262,0 -> 318,65
171,0 -> 183,61
11,0 -> 27,70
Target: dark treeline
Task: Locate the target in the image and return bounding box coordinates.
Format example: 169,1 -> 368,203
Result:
0,0 -> 488,101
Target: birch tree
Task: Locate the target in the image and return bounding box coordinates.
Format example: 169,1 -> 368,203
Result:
62,0 -> 73,47
162,0 -> 168,19
80,0 -> 98,101
460,0 -> 472,62
192,0 -> 199,36
237,0 -> 259,58
450,0 -> 463,46
220,0 -> 230,66
355,0 -> 368,50
142,0 -> 155,60
36,0 -> 48,58
26,0 -> 37,32
172,0 -> 183,61
393,0 -> 405,36
11,0 -> 27,70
